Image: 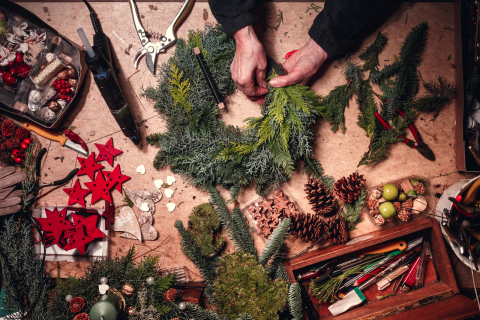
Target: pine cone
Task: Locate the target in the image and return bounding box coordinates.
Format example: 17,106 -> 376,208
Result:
288,212 -> 325,242
1,119 -> 16,137
324,216 -> 349,244
374,215 -> 385,226
398,209 -> 411,222
413,182 -> 425,195
369,209 -> 380,216
402,198 -> 413,211
74,314 -> 90,320
1,138 -> 20,151
15,127 -> 30,141
164,288 -> 178,302
304,177 -> 336,215
334,172 -> 365,203
370,189 -> 382,200
393,202 -> 402,212
367,199 -> 379,210
0,150 -> 14,165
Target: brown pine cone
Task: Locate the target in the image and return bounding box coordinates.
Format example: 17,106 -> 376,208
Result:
288,212 -> 325,242
374,215 -> 385,226
393,202 -> 402,212
324,215 -> 349,244
402,198 -> 413,211
15,127 -> 30,141
69,297 -> 85,313
398,209 -> 411,222
370,189 -> 382,200
413,182 -> 425,195
334,172 -> 365,204
1,119 -> 16,137
1,138 -> 20,151
367,199 -> 379,210
164,288 -> 178,302
304,177 -> 336,215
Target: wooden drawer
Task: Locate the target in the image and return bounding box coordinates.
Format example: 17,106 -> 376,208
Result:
285,218 -> 480,319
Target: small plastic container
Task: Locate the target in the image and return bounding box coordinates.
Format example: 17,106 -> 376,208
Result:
364,175 -> 434,229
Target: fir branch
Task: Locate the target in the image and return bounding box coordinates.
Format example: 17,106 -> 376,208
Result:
289,282 -> 304,320
356,81 -> 378,139
302,157 -> 334,190
342,189 -> 366,230
411,76 -> 456,120
259,218 -> 291,266
359,31 -> 387,73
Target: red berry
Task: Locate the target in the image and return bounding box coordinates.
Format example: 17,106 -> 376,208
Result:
60,95 -> 66,100
14,157 -> 23,163
22,138 -> 31,145
17,63 -> 31,78
66,96 -> 72,102
15,52 -> 23,63
8,61 -> 15,67
55,84 -> 62,90
60,79 -> 66,85
65,83 -> 71,88
21,152 -> 26,158
65,88 -> 72,94
20,142 -> 28,150
51,91 -> 61,101
9,67 -> 16,76
61,83 -> 66,89
1,72 -> 16,86
12,149 -> 21,157
60,89 -> 65,94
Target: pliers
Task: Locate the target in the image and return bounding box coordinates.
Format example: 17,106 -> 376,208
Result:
127,0 -> 195,74
374,110 -> 435,161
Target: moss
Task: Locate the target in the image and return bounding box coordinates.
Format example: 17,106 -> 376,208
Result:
214,251 -> 288,320
183,203 -> 226,257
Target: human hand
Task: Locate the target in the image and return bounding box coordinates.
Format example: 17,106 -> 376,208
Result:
269,38 -> 328,88
232,26 -> 269,105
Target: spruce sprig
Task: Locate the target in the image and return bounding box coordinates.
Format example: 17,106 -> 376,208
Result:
258,218 -> 291,267
289,282 -> 304,320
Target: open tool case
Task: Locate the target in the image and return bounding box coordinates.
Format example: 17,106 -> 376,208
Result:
285,219 -> 480,319
0,0 -> 87,129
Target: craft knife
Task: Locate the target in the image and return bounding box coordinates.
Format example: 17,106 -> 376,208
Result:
346,235 -> 375,245
23,122 -> 88,156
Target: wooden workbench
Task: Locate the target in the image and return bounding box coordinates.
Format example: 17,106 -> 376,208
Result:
10,1 -> 477,289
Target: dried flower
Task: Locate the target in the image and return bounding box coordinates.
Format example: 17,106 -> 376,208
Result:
69,297 -> 85,313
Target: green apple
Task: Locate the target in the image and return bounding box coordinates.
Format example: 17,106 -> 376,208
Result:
382,184 -> 399,201
398,192 -> 407,202
407,189 -> 417,197
379,201 -> 396,219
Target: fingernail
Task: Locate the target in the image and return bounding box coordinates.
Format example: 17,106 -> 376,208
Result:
269,79 -> 278,87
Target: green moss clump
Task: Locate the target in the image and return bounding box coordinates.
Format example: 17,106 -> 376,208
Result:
214,251 -> 288,320
184,203 -> 226,257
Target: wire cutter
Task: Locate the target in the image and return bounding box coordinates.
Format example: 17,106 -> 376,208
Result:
127,0 -> 195,74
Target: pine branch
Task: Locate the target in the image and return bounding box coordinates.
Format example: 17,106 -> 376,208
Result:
411,76 -> 456,120
356,81 -> 378,139
342,189 -> 366,230
259,218 -> 291,266
289,282 -> 304,320
302,157 -> 334,190
359,31 -> 387,73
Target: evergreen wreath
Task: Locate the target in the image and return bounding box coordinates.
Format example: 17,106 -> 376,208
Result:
144,26 -> 332,199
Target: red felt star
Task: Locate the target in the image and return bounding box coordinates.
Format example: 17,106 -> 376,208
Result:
102,164 -> 130,193
100,200 -> 115,229
63,180 -> 91,207
95,138 -> 122,167
77,153 -> 104,180
66,213 -> 106,239
63,227 -> 95,255
36,208 -> 74,247
84,171 -> 115,204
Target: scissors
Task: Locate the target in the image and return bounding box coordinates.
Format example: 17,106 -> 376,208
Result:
127,0 -> 195,74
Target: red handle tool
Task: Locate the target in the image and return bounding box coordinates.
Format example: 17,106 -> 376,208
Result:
373,112 -> 417,148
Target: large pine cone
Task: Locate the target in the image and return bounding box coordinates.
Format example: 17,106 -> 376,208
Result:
1,138 -> 20,151
334,172 -> 365,203
324,216 -> 349,244
288,212 -> 325,242
304,177 -> 336,215
1,119 -> 16,137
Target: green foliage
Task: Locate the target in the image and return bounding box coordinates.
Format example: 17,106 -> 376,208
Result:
259,218 -> 291,267
342,189 -> 366,230
356,81 -> 378,139
214,251 -> 288,320
183,203 -> 226,257
47,246 -> 177,319
359,31 -> 388,73
302,157 -> 335,189
144,26 -> 329,198
123,190 -> 134,207
289,282 -> 303,320
412,76 -> 456,120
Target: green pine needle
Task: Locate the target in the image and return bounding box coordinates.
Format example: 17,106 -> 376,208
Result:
342,189 -> 366,230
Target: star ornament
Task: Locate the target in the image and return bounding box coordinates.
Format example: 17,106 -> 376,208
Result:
63,228 -> 95,255
69,213 -> 106,239
63,180 -> 91,207
35,208 -> 74,247
77,153 -> 104,180
84,171 -> 116,204
95,138 -> 122,167
100,200 -> 115,229
103,164 -> 130,193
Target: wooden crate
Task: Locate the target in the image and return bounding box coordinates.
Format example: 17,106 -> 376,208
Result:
284,218 -> 480,319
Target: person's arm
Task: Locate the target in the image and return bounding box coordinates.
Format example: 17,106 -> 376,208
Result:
208,0 -> 258,35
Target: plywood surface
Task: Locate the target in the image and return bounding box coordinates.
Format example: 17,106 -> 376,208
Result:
7,1 -> 476,282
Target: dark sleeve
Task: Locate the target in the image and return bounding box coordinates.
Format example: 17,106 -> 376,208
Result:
208,0 -> 258,35
309,0 -> 382,57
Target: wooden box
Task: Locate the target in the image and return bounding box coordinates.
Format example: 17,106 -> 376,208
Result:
285,218 -> 480,319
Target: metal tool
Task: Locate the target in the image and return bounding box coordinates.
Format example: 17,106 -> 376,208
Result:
442,223 -> 467,255
24,122 -> 88,156
414,230 -> 429,290
128,0 -> 195,74
346,235 -> 375,245
374,111 -> 435,161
